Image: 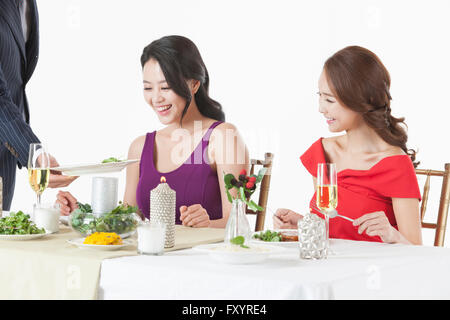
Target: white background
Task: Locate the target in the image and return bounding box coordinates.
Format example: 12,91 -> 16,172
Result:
10,0 -> 450,246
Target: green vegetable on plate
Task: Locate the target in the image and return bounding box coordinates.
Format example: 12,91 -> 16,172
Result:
0,211 -> 45,235
70,201 -> 139,235
101,157 -> 123,163
252,230 -> 282,242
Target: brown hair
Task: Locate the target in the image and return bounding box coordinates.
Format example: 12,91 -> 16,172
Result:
323,46 -> 419,167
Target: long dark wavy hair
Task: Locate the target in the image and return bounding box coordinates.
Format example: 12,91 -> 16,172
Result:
323,46 -> 419,167
140,35 -> 225,125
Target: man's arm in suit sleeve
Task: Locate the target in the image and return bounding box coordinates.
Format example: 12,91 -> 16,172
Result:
0,62 -> 40,168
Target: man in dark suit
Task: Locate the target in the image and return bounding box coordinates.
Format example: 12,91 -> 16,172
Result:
0,0 -> 76,210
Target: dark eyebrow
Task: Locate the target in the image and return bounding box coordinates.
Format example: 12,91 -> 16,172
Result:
317,91 -> 335,98
143,80 -> 167,84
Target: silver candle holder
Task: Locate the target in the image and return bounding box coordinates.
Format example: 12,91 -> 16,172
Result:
298,212 -> 327,259
91,177 -> 118,217
150,176 -> 176,248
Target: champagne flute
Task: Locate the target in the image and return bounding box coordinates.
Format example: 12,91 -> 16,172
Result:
316,163 -> 338,256
28,143 -> 50,205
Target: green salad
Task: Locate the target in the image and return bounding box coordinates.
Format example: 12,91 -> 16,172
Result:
70,202 -> 139,235
252,230 -> 282,242
101,157 -> 123,163
0,211 -> 45,235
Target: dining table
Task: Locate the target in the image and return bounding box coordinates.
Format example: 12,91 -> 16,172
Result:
0,211 -> 225,300
1,211 -> 450,300
98,236 -> 450,300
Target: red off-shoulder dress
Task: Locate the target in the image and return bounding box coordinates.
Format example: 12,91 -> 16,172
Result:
300,138 -> 421,242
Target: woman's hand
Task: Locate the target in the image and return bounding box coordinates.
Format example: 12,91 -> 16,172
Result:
273,208 -> 302,229
353,211 -> 399,243
55,191 -> 79,216
179,204 -> 210,228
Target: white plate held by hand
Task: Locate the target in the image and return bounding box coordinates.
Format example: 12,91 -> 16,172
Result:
193,243 -> 286,264
51,159 -> 139,176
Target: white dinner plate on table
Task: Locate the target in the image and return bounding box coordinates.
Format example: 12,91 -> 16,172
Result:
0,232 -> 51,241
193,243 -> 286,264
251,229 -> 299,246
50,159 -> 139,176
115,231 -> 136,239
67,238 -> 134,251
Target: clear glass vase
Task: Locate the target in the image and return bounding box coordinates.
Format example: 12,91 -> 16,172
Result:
224,199 -> 252,244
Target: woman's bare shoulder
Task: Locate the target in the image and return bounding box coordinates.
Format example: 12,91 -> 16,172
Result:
372,146 -> 406,162
322,135 -> 345,153
128,134 -> 147,158
214,121 -> 238,132
209,121 -> 248,164
385,146 -> 407,157
209,121 -> 241,141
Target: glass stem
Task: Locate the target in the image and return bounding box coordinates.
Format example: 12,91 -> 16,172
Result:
325,214 -> 329,255
37,193 -> 41,205
235,200 -> 239,236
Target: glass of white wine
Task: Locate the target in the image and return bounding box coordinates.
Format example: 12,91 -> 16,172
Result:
28,143 -> 50,205
316,163 -> 338,256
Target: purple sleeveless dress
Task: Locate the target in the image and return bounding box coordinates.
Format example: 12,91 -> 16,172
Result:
136,121 -> 223,223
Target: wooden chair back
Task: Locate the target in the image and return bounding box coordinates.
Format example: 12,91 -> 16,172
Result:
416,163 -> 450,246
246,152 -> 274,231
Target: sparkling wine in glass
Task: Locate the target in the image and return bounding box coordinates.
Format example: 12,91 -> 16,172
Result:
316,163 -> 337,255
316,184 -> 338,211
28,143 -> 50,205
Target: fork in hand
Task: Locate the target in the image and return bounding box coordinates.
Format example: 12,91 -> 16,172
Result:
310,203 -> 354,223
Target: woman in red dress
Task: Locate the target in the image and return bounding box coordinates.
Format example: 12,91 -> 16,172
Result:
274,46 -> 422,245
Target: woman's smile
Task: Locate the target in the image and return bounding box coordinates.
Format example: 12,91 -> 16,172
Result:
325,116 -> 336,125
155,104 -> 173,116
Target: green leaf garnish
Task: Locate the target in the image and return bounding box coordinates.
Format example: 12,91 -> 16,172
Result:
230,236 -> 250,249
247,199 -> 264,212
230,235 -> 245,245
239,186 -> 246,201
102,157 -> 122,163
224,173 -> 235,189
256,167 -> 267,183
225,188 -> 233,203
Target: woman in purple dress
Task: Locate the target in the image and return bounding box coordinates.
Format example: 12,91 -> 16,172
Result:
57,36 -> 249,228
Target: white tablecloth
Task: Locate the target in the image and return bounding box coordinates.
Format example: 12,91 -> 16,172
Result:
98,239 -> 450,300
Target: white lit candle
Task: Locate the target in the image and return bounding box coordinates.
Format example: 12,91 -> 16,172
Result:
150,176 -> 176,248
